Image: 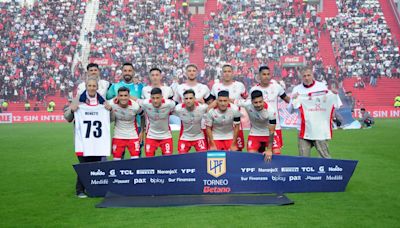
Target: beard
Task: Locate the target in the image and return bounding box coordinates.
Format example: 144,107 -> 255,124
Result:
123,75 -> 133,82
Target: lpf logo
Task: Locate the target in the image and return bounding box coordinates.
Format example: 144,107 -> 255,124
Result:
207,152 -> 226,178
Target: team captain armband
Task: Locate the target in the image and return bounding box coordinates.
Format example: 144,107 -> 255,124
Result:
279,93 -> 288,99
269,119 -> 277,125
233,117 -> 241,124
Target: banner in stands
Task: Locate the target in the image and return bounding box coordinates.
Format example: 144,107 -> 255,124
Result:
280,56 -> 306,67
88,57 -> 114,66
354,107 -> 400,118
74,152 -> 358,197
0,112 -> 65,123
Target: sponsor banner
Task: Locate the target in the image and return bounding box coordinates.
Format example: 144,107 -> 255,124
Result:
88,57 -> 113,66
354,107 -> 400,119
1,112 -> 66,123
74,152 -> 358,197
280,55 -> 306,67
0,113 -> 12,123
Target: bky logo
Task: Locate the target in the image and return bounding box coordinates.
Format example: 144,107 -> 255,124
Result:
207,152 -> 226,178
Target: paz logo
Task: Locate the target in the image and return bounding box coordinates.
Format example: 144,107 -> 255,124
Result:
207,152 -> 226,178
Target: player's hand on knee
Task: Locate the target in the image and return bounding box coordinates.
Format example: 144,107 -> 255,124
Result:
263,149 -> 272,162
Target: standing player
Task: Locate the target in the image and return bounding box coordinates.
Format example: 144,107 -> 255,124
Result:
173,89 -> 208,153
138,88 -> 176,157
110,87 -> 144,160
291,66 -> 342,158
141,67 -> 174,99
250,66 -> 290,155
106,63 -> 144,100
238,90 -> 277,161
174,64 -> 212,103
76,63 -> 110,98
205,91 -> 241,151
211,64 -> 247,150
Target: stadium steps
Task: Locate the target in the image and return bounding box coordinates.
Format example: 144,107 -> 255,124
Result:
321,0 -> 338,17
378,0 -> 400,45
317,0 -> 339,69
317,31 -> 338,68
189,14 -> 205,68
343,78 -> 400,107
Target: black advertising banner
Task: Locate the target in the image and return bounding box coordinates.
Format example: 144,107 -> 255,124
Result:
73,152 -> 358,197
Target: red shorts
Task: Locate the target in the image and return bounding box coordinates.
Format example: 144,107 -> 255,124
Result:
213,140 -> 233,151
145,138 -> 173,157
178,138 -> 207,154
247,131 -> 283,153
112,138 -> 140,158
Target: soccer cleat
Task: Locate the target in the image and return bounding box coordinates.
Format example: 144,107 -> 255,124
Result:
77,193 -> 88,198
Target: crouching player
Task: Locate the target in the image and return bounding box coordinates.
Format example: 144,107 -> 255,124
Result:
173,89 -> 208,153
138,88 -> 176,157
111,87 -> 144,160
205,90 -> 242,151
238,90 -> 277,161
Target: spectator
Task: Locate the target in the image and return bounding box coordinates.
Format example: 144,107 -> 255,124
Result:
33,102 -> 40,111
24,100 -> 31,111
47,100 -> 55,112
1,100 -> 8,112
394,95 -> 400,108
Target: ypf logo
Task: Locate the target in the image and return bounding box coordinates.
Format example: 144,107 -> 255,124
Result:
207,152 -> 226,178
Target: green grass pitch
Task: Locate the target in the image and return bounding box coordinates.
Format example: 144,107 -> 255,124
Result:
0,119 -> 399,227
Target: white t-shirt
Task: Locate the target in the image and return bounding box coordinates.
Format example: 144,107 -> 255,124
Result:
74,104 -> 111,156
141,85 -> 174,99
76,80 -> 110,99
173,103 -> 208,141
291,80 -> 328,95
238,100 -> 276,136
211,81 -> 247,101
174,82 -> 211,103
292,91 -> 342,140
250,80 -> 285,129
111,100 -> 142,139
205,104 -> 242,140
138,99 -> 176,140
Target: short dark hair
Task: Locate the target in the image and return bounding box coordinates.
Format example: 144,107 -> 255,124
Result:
222,64 -> 233,70
186,64 -> 198,70
86,63 -> 99,71
259,66 -> 270,73
360,108 -> 366,111
122,63 -> 134,69
150,87 -> 162,95
218,90 -> 229,98
149,67 -> 162,74
183,89 -> 195,97
118,87 -> 130,93
251,90 -> 263,100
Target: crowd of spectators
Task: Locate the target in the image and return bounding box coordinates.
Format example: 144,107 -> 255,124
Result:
202,0 -> 328,90
0,0 -> 86,103
87,0 -> 191,85
327,0 -> 400,87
